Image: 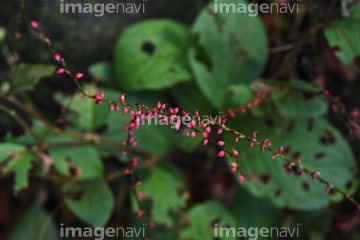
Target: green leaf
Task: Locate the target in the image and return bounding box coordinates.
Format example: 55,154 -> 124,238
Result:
114,19 -> 192,91
231,186 -> 282,240
55,85 -> 110,131
48,146 -> 103,179
9,63 -> 55,95
137,164 -> 186,226
5,152 -> 34,190
0,143 -> 26,162
325,1 -> 360,72
180,200 -> 237,240
224,114 -> 357,210
64,179 -> 114,227
8,203 -> 59,240
89,61 -> 114,84
190,0 -> 268,109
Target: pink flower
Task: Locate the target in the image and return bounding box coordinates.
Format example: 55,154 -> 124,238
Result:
120,94 -> 126,103
228,109 -> 235,117
217,150 -> 226,157
54,54 -> 61,62
30,21 -> 39,29
137,209 -> 144,218
201,132 -> 209,138
232,150 -> 239,158
239,174 -> 245,183
283,163 -> 293,170
56,68 -> 65,74
122,106 -> 129,114
74,72 -> 83,79
132,158 -> 138,166
311,171 -> 319,180
278,146 -> 284,153
251,131 -> 258,139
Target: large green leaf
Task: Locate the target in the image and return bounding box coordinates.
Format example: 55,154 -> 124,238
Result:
64,179 -> 114,227
8,203 -> 59,240
180,200 -> 237,240
325,2 -> 360,71
190,0 -> 268,109
137,164 -> 186,226
114,19 -> 192,91
231,186 -> 282,240
48,146 -> 103,179
5,152 -> 34,191
9,63 -> 55,95
224,114 -> 357,210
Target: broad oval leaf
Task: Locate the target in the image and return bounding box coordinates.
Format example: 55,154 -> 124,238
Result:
114,19 -> 192,91
64,179 -> 114,227
224,114 -> 357,210
190,0 -> 268,109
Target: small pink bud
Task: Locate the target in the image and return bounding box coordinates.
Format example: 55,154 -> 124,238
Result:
271,154 -> 276,160
201,132 -> 209,138
137,209 -> 144,218
311,171 -> 319,180
122,106 -> 129,114
132,158 -> 138,166
234,137 -> 239,143
74,72 -> 83,79
217,150 -> 226,157
228,109 -> 235,117
217,128 -> 223,135
95,100 -> 102,105
191,131 -> 197,138
56,68 -> 65,74
232,150 -> 239,158
325,186 -> 331,193
194,110 -> 199,116
217,141 -> 225,146
99,91 -> 105,99
239,174 -> 245,183
109,105 -> 115,111
120,94 -> 125,102
205,126 -> 211,133
30,21 -> 39,29
283,163 -> 292,170
203,139 -> 209,146
124,169 -> 131,175
296,157 -> 301,164
351,110 -> 358,118
54,54 -> 61,61
248,142 -> 255,148
251,131 -> 257,139
278,146 -> 284,153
